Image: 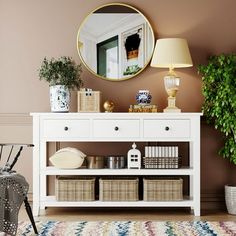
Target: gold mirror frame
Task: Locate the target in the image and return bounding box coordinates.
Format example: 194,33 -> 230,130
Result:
77,3 -> 155,81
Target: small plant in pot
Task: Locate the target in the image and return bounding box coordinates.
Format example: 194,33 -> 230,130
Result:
39,56 -> 83,112
198,53 -> 236,214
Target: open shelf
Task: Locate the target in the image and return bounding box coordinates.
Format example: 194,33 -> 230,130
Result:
42,196 -> 194,208
42,166 -> 194,176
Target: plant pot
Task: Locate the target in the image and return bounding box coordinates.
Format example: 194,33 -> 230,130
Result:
50,85 -> 70,112
225,184 -> 236,215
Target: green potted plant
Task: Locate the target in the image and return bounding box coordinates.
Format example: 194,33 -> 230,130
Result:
198,53 -> 236,214
39,56 -> 83,112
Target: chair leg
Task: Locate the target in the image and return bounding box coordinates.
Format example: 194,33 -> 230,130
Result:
24,196 -> 38,234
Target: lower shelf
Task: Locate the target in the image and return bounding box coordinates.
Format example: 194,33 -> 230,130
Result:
41,196 -> 194,208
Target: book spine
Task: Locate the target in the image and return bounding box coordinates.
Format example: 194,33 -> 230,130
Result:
145,146 -> 148,157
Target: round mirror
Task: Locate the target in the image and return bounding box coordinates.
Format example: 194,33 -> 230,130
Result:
77,3 -> 155,81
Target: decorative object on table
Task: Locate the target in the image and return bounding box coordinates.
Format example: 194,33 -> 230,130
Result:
225,185 -> 236,215
144,145 -> 181,169
38,56 -> 83,112
198,54 -> 236,214
99,177 -> 139,201
127,142 -> 141,169
150,38 -> 193,112
143,177 -> 183,201
136,90 -> 152,105
49,147 -> 86,169
145,146 -> 179,158
55,176 -> 95,201
128,104 -> 157,113
86,156 -> 104,169
49,85 -> 70,112
77,88 -> 101,112
103,100 -> 115,112
107,156 -> 126,169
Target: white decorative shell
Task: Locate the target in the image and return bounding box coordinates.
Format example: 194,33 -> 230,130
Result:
49,147 -> 86,169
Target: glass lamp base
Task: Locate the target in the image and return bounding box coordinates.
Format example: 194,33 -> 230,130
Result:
163,107 -> 181,113
163,96 -> 181,113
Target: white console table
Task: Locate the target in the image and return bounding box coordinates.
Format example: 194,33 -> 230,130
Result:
31,112 -> 202,216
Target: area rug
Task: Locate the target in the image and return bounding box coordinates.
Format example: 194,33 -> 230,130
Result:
16,221 -> 236,236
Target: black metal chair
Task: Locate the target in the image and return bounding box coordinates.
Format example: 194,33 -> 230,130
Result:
0,143 -> 38,235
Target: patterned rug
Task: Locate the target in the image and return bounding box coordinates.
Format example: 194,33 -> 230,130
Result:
17,221 -> 236,236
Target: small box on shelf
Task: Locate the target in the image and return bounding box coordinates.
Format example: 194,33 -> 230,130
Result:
143,145 -> 181,169
77,89 -> 101,112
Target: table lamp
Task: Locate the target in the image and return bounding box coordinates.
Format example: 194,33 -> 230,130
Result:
150,38 -> 193,112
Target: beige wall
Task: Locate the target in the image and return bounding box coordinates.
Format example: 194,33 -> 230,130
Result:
0,0 -> 236,207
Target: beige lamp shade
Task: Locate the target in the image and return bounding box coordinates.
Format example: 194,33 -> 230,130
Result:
150,38 -> 193,68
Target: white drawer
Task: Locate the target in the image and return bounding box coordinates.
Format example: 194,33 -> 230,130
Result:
143,119 -> 190,138
93,119 -> 140,138
43,119 -> 90,138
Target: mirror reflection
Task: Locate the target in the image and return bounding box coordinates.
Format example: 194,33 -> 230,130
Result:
77,3 -> 155,81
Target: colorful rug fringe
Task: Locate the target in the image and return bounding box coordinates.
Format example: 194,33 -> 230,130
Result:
16,221 -> 236,236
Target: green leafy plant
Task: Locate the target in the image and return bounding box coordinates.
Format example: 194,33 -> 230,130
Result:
39,56 -> 83,90
198,53 -> 236,164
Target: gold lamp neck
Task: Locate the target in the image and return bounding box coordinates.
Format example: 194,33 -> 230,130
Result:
168,67 -> 177,76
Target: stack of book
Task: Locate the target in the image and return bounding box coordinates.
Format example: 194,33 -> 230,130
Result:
143,146 -> 181,169
128,104 -> 157,113
145,146 -> 178,157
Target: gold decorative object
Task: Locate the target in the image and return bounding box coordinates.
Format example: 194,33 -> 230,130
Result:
129,104 -> 157,113
103,100 -> 115,112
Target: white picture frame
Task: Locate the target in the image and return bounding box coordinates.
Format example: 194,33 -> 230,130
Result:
121,24 -> 145,77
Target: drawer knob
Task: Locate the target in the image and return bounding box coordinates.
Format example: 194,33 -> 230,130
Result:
114,126 -> 119,131
165,126 -> 170,131
64,126 -> 69,131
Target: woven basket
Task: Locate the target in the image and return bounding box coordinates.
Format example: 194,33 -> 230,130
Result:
55,176 -> 95,201
143,157 -> 181,169
77,91 -> 101,112
143,177 -> 183,201
99,177 -> 139,201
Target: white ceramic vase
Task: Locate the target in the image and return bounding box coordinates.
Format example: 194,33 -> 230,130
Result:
135,90 -> 152,105
50,85 -> 70,112
225,185 -> 236,215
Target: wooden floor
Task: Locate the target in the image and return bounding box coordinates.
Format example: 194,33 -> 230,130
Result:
19,207 -> 236,222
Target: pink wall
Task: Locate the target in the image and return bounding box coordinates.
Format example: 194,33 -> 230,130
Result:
1,0 -> 235,113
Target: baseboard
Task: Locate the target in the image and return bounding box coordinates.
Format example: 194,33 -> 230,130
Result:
201,193 -> 226,210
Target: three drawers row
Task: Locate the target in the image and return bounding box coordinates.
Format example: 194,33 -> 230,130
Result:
43,119 -> 190,139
